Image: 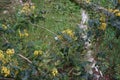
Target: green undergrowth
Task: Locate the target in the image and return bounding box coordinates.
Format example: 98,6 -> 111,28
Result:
0,0 -> 120,79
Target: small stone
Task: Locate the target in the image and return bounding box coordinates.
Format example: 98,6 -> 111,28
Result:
54,37 -> 58,40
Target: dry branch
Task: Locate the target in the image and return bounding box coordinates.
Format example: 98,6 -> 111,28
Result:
18,54 -> 32,64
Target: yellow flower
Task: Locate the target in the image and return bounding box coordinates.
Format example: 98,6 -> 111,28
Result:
6,49 -> 15,55
66,29 -> 74,37
115,12 -> 120,16
20,2 -> 35,15
39,50 -> 43,55
0,50 -> 4,60
108,9 -> 113,12
19,32 -> 24,37
52,68 -> 58,76
108,9 -> 120,15
100,17 -> 106,22
21,2 -> 31,15
85,0 -> 90,3
57,35 -> 63,40
24,32 -> 29,37
113,9 -> 119,13
34,50 -> 39,56
19,30 -> 24,37
62,29 -> 76,39
19,29 -> 29,37
31,5 -> 35,10
62,29 -> 74,37
24,29 -> 29,37
1,66 -> 10,77
34,50 -> 43,56
2,24 -> 7,30
62,29 -> 72,34
98,23 -> 107,31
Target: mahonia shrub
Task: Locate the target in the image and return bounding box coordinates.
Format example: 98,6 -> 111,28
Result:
0,0 -> 120,80
0,1 -> 86,79
88,0 -> 120,79
0,2 -> 45,79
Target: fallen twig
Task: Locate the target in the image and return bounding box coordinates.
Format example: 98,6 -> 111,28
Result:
18,54 -> 32,64
29,21 -> 57,35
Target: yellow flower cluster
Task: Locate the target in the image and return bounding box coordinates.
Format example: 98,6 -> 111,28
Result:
108,9 -> 120,16
57,35 -> 63,40
62,29 -> 74,38
99,15 -> 107,31
56,29 -> 77,40
63,29 -> 77,40
52,68 -> 58,76
0,50 -> 4,60
20,2 -> 35,15
6,49 -> 15,55
100,16 -> 106,22
116,12 -> 120,16
1,66 -> 10,77
2,24 -> 7,30
98,23 -> 107,31
19,29 -> 29,38
34,50 -> 43,56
